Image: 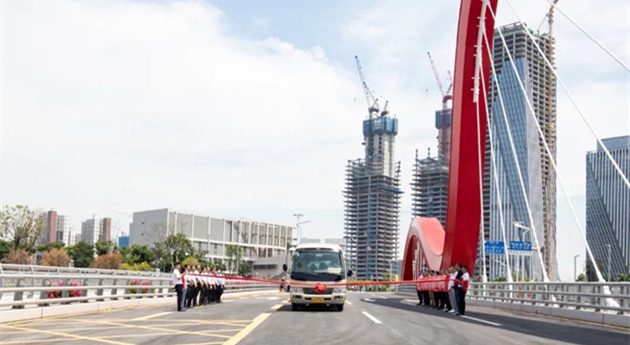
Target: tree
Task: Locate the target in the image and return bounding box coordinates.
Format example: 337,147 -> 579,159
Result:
237,261 -> 251,277
162,233 -> 194,263
95,240 -> 118,256
576,273 -> 587,282
120,244 -> 152,265
67,242 -> 94,268
2,249 -> 33,264
586,258 -> 605,282
92,253 -> 122,269
0,205 -> 45,252
36,241 -> 65,253
0,240 -> 11,261
40,248 -> 71,267
225,244 -> 242,274
121,262 -> 153,271
182,256 -> 200,268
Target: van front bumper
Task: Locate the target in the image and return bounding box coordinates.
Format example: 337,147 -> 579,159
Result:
290,292 -> 346,305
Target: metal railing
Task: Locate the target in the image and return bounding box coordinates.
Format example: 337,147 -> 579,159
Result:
0,264 -> 275,310
396,281 -> 630,315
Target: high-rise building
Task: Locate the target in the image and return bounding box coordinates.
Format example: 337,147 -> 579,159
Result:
344,111 -> 402,281
411,108 -> 451,228
81,214 -> 102,245
485,22 -> 558,281
100,218 -> 111,242
586,136 -> 630,278
40,210 -> 73,246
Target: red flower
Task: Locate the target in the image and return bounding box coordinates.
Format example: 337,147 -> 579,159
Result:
315,283 -> 326,293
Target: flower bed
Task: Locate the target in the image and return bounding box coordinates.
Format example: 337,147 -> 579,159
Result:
129,280 -> 154,294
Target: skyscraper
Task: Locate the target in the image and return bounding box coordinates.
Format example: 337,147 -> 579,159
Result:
40,210 -> 73,246
344,110 -> 402,281
586,136 -> 630,278
485,23 -> 558,281
411,109 -> 450,227
81,214 -> 110,245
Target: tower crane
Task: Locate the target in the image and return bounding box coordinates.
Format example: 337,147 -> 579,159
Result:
427,52 -> 453,161
355,55 -> 380,119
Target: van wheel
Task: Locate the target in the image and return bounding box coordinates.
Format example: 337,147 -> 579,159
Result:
337,304 -> 344,312
292,303 -> 299,311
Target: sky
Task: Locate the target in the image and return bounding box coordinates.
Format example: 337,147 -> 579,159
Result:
2,0 -> 629,281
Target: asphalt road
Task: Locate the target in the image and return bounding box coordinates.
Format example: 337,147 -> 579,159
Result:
1,292 -> 628,345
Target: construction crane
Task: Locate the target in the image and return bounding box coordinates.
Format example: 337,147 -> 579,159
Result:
355,55 -> 380,119
427,52 -> 453,161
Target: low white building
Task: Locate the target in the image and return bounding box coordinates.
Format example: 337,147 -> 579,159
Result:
129,208 -> 295,264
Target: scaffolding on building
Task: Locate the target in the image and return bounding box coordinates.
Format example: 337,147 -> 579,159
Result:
411,149 -> 449,228
344,158 -> 402,281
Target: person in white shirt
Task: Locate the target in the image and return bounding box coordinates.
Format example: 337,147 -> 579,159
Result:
447,266 -> 458,314
455,265 -> 470,316
216,269 -> 225,303
172,262 -> 185,312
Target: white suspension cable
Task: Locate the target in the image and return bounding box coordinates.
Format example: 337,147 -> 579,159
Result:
475,73 -> 488,283
541,0 -> 630,72
498,1 -> 626,291
505,2 -> 630,189
482,28 -> 551,284
480,65 -> 514,283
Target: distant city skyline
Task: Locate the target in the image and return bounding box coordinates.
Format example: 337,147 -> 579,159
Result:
2,0 -> 628,282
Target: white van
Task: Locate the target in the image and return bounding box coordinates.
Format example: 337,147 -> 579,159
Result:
283,243 -> 352,311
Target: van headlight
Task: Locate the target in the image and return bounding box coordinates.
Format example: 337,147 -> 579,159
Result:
333,288 -> 346,294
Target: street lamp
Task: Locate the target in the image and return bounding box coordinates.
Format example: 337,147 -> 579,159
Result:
606,244 -> 612,281
513,222 -> 535,281
574,254 -> 580,281
292,214 -> 311,244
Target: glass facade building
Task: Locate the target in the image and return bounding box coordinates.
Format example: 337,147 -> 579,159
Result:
586,136 -> 630,277
485,23 -> 558,281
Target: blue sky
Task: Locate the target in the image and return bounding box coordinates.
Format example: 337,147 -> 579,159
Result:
2,0 -> 628,281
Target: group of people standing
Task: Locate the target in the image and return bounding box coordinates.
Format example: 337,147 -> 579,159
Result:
172,262 -> 226,312
416,263 -> 469,316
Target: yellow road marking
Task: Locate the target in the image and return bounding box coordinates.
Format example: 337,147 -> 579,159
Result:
132,311 -> 173,320
270,304 -> 283,310
71,318 -> 234,339
0,338 -> 81,344
223,313 -> 271,345
2,324 -> 134,345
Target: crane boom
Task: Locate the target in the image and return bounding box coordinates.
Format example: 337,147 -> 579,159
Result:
427,51 -> 452,161
427,52 -> 445,98
355,55 -> 379,117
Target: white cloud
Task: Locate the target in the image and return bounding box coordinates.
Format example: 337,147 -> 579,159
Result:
1,0 -> 364,233
253,17 -> 271,32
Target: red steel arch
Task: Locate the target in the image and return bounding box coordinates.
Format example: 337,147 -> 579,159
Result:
402,0 -> 499,277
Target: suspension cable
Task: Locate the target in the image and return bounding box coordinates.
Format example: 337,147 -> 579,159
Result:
501,1 -> 630,189
498,0 -> 627,284
540,0 -> 630,72
480,64 -> 514,283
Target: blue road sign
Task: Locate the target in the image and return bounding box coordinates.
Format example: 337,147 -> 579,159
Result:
484,241 -> 505,255
509,241 -> 532,252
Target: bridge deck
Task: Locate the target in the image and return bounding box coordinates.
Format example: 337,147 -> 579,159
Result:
0,292 -> 627,345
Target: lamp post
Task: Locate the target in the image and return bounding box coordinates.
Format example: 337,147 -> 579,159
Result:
574,254 -> 580,281
607,244 -> 612,281
513,222 -> 532,281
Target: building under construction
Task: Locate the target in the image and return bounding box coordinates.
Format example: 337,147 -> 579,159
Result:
344,113 -> 402,281
411,108 -> 451,227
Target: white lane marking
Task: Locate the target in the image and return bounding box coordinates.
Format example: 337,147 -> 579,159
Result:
362,311 -> 382,324
460,315 -> 502,327
363,298 -> 375,302
346,301 -> 353,305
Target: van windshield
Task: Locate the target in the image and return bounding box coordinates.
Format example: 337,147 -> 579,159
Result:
291,248 -> 345,282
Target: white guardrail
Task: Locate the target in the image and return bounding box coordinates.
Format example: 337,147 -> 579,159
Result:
0,264 -> 276,310
397,281 -> 630,315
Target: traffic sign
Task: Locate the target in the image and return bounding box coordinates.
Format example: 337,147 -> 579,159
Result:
509,241 -> 532,252
484,241 -> 505,255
